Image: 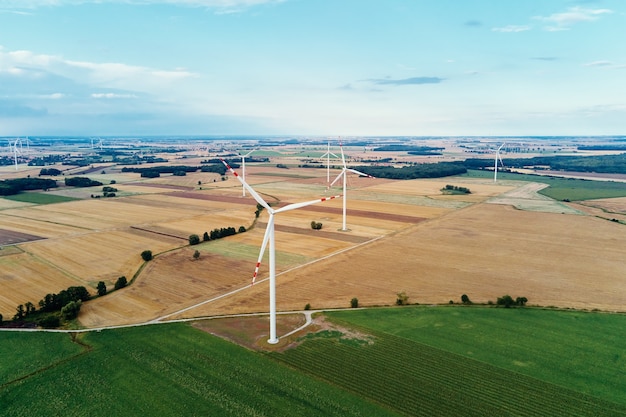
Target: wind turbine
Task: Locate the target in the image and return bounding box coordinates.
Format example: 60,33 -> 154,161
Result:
11,138 -> 22,170
240,149 -> 255,197
221,158 -> 341,344
494,142 -> 505,183
319,142 -> 338,184
329,145 -> 373,232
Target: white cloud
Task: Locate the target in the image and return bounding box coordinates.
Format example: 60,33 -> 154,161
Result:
492,25 -> 531,33
41,93 -> 66,99
583,60 -> 626,70
0,47 -> 197,93
534,7 -> 612,28
91,93 -> 138,99
584,60 -> 613,67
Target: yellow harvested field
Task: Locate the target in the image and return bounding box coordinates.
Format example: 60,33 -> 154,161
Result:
174,203 -> 626,322
4,162 -> 626,329
79,248 -> 253,327
0,214 -> 87,238
21,229 -> 182,285
0,199 -> 33,210
0,252 -> 80,315
579,197 -> 626,214
153,209 -> 255,238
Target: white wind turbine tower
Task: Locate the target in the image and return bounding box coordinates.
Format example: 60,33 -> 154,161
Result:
11,138 -> 22,170
319,142 -> 338,184
221,159 -> 341,344
494,142 -> 505,182
240,149 -> 255,197
330,145 -> 373,232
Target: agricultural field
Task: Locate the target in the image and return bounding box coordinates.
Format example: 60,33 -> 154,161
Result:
465,169 -> 626,201
2,192 -> 79,205
2,308 -> 625,416
2,139 -> 626,329
172,197 -> 626,321
0,323 -> 398,417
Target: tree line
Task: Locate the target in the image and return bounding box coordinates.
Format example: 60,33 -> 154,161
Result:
465,153 -> 626,174
0,177 -> 58,196
356,162 -> 467,179
121,163 -> 227,178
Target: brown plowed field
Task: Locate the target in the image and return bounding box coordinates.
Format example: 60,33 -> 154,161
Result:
0,229 -> 44,245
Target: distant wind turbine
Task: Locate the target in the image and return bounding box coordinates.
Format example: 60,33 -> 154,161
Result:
320,142 -> 338,184
11,138 -> 22,170
494,142 -> 505,182
221,158 -> 341,344
329,145 -> 374,231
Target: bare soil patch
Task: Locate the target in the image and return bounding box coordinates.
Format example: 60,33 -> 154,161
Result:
0,229 -> 44,245
192,313 -> 373,351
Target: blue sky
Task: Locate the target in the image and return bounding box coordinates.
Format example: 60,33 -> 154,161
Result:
0,0 -> 624,136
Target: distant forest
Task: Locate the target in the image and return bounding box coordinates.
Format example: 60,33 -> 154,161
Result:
0,178 -> 58,196
466,153 -> 626,174
373,145 -> 444,156
356,162 -> 466,179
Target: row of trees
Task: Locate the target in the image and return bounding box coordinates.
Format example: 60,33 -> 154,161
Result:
189,226 -> 246,245
441,184 -> 471,194
65,176 -> 103,187
8,285 -> 92,328
39,168 -> 62,176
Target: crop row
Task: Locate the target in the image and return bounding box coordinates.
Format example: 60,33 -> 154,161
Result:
271,327 -> 626,416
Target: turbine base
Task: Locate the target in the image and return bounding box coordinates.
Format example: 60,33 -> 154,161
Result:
267,338 -> 279,345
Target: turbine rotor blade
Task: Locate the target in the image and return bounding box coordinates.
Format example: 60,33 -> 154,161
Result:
251,214 -> 273,285
275,194 -> 341,214
329,170 -> 345,187
346,168 -> 373,178
221,158 -> 272,211
340,146 -> 346,167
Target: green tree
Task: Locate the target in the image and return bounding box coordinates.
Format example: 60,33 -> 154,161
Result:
461,294 -> 472,305
141,250 -> 153,261
497,295 -> 515,308
238,226 -> 246,233
97,281 -> 107,297
255,203 -> 264,218
304,303 -> 311,311
189,234 -> 200,245
193,250 -> 200,260
0,313 -> 3,324
114,276 -> 128,290
351,298 -> 359,308
61,300 -> 82,320
13,304 -> 25,320
396,291 -> 409,306
203,231 -> 210,241
37,315 -> 60,328
25,301 -> 36,316
516,296 -> 528,306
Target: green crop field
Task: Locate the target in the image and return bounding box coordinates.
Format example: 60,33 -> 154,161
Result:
292,307 -> 625,411
0,324 -> 397,417
3,192 -> 79,205
2,308 -> 625,416
0,332 -> 85,384
464,169 -> 626,201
